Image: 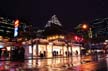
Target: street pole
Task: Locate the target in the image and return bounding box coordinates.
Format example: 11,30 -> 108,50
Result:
88,28 -> 93,55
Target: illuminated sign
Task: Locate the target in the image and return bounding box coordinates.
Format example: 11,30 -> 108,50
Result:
14,20 -> 19,37
14,27 -> 18,37
14,20 -> 19,27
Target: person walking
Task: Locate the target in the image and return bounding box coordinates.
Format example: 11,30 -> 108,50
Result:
76,50 -> 78,56
18,46 -> 25,61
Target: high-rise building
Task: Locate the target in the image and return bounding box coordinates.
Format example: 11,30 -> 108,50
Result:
0,17 -> 14,38
43,15 -> 64,37
90,18 -> 108,42
0,17 -> 26,39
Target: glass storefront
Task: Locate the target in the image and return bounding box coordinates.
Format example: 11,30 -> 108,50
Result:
25,43 -> 81,58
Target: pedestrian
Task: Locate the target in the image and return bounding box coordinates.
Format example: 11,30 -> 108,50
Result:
4,49 -> 8,57
40,51 -> 44,58
11,47 -> 16,61
15,47 -> 19,60
76,50 -> 78,56
43,51 -> 46,57
18,46 -> 25,61
65,51 -> 67,56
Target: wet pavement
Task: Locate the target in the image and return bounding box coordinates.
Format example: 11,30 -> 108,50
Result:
0,54 -> 108,71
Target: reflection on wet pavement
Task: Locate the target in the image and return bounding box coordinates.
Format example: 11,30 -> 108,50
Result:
0,55 -> 107,71
0,56 -> 81,71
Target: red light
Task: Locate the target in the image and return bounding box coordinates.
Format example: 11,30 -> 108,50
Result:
81,37 -> 84,41
74,36 -> 83,42
74,36 -> 78,41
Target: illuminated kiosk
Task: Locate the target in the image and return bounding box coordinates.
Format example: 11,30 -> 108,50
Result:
39,36 -> 81,57
24,36 -> 82,58
28,37 -> 81,57
24,35 -> 65,58
25,35 -> 65,58
24,15 -> 81,58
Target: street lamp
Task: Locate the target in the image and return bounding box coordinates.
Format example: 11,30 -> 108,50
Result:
81,24 -> 89,30
75,23 -> 93,55
81,24 -> 93,39
82,24 -> 93,55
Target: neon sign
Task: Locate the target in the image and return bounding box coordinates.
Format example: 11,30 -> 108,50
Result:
14,20 -> 19,37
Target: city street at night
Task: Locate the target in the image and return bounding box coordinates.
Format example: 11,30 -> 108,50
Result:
0,54 -> 108,71
0,0 -> 108,71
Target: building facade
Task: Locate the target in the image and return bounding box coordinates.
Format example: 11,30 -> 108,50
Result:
24,15 -> 81,58
0,17 -> 27,40
91,18 -> 108,39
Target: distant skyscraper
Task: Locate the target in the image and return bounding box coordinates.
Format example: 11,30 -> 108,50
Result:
43,14 -> 64,37
90,18 -> 108,42
0,17 -> 26,38
45,15 -> 62,28
0,17 -> 14,38
91,18 -> 108,36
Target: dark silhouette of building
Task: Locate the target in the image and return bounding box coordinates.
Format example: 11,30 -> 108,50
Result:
0,17 -> 14,38
43,15 -> 65,38
0,17 -> 27,40
90,18 -> 108,42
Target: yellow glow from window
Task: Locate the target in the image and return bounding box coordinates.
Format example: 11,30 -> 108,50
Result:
47,35 -> 64,40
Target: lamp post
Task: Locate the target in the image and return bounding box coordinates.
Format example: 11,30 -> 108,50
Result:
81,24 -> 93,55
28,25 -> 34,59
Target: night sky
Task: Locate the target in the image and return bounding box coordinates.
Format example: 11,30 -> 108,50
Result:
0,0 -> 108,32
